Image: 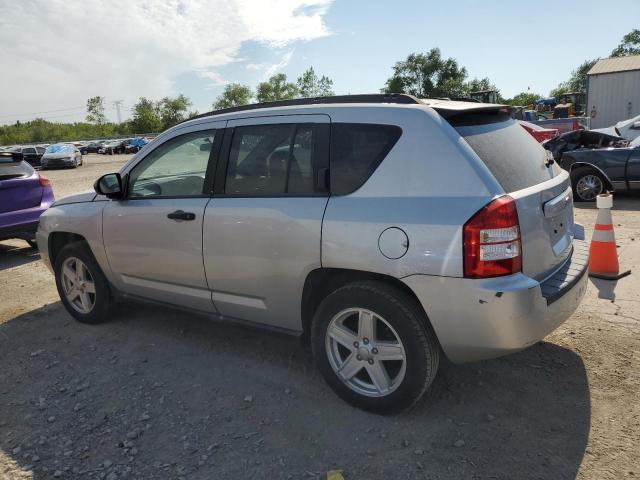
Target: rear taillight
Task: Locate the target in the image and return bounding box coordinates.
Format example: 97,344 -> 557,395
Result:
463,196 -> 522,278
38,174 -> 51,187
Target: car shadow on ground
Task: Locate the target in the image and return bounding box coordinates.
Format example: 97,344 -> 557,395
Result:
0,241 -> 39,271
0,303 -> 590,479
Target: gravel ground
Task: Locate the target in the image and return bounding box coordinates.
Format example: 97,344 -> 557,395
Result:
0,154 -> 639,479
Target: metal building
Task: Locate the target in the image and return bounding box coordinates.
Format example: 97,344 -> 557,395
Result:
587,55 -> 640,129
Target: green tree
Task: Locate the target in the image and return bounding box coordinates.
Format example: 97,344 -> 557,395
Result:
256,74 -> 299,103
0,119 -> 134,145
158,94 -> 191,129
86,96 -> 106,125
131,97 -> 162,133
296,67 -> 334,97
550,59 -> 597,99
504,91 -> 541,107
382,49 -> 468,98
466,77 -> 500,95
611,29 -> 640,57
214,83 -> 253,109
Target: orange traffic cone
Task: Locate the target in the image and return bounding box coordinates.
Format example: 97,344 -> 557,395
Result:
588,193 -> 631,280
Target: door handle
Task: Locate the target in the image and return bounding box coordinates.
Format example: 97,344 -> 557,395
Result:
167,210 -> 196,221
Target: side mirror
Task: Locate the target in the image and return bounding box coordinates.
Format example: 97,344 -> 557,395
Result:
94,173 -> 123,199
632,121 -> 640,130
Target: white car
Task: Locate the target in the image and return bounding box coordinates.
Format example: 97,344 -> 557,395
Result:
593,113 -> 640,141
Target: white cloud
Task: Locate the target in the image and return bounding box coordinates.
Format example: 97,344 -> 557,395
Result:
246,50 -> 295,80
0,0 -> 332,123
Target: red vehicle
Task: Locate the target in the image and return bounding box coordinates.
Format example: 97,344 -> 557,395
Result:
518,121 -> 559,143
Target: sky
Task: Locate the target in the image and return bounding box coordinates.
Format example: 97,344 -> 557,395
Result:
0,0 -> 638,125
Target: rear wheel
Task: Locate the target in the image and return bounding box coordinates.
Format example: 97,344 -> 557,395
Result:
54,242 -> 113,324
571,167 -> 606,202
311,281 -> 439,414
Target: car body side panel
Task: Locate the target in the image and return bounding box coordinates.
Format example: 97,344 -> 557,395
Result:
102,198 -> 214,313
203,197 -> 328,332
36,202 -> 111,278
322,107 -> 501,279
560,148 -> 633,188
626,148 -> 640,189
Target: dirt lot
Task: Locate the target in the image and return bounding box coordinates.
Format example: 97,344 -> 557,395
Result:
1,154 -> 639,479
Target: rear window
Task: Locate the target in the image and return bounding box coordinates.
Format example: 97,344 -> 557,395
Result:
0,161 -> 34,180
330,123 -> 401,195
454,117 -> 560,192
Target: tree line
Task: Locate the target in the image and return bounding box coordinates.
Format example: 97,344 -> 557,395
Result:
2,29 -> 638,146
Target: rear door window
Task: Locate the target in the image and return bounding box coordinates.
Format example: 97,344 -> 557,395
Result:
330,123 -> 401,195
224,123 -> 322,196
453,116 -> 560,192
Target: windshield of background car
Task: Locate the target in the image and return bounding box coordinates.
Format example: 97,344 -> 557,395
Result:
45,144 -> 74,154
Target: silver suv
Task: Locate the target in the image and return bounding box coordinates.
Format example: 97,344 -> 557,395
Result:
37,95 -> 588,413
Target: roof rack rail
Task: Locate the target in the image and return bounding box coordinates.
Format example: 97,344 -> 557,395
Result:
183,93 -> 422,123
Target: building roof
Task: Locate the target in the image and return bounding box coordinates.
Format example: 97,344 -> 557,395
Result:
587,55 -> 640,75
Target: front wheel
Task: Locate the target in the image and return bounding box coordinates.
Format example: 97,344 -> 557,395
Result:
311,281 -> 439,414
571,167 -> 606,202
54,242 -> 113,324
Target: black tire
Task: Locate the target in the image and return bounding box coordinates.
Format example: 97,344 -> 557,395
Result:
311,281 -> 439,414
54,242 -> 113,324
571,166 -> 606,202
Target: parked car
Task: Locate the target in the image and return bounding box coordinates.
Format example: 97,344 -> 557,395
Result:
37,94 -> 588,413
544,129 -> 628,161
80,142 -> 103,155
0,152 -> 54,247
41,144 -> 83,169
9,146 -> 46,167
518,120 -> 559,143
557,136 -> 640,202
124,137 -> 148,154
99,140 -> 126,155
592,113 -> 640,141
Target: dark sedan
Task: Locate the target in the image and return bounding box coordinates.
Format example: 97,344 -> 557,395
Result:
558,137 -> 640,201
80,142 -> 104,155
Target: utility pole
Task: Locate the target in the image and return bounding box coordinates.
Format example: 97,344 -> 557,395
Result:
112,100 -> 123,123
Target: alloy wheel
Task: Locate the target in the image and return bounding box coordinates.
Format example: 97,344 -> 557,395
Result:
325,308 -> 406,397
61,257 -> 96,314
576,174 -> 603,201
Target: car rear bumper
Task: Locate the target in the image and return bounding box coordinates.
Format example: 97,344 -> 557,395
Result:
402,239 -> 589,363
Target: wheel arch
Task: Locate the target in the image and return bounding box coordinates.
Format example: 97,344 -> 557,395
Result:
300,268 -> 439,346
48,231 -> 89,267
569,162 -> 614,191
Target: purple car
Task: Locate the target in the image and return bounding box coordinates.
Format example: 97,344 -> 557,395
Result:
0,152 -> 55,247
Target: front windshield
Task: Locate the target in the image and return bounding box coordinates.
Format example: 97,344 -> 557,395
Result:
45,144 -> 74,154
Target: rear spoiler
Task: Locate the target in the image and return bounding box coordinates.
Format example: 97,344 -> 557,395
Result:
435,105 -> 513,126
0,151 -> 24,163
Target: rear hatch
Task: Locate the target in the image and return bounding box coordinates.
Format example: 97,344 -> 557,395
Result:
446,107 -> 573,281
0,160 -> 43,214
